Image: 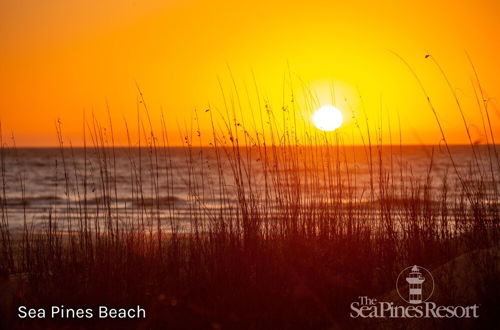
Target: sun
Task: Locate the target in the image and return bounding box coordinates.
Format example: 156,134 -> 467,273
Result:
312,105 -> 344,131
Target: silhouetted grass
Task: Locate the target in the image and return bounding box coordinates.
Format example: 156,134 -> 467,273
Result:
0,59 -> 498,329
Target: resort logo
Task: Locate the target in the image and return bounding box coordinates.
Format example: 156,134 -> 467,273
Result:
396,265 -> 434,304
349,265 -> 480,319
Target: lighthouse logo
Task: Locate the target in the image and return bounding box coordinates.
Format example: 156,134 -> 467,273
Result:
396,265 -> 434,304
349,264 -> 480,318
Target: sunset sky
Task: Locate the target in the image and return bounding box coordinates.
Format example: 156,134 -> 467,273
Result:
1,0 -> 499,146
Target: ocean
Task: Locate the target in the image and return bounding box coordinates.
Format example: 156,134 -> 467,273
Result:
1,145 -> 497,232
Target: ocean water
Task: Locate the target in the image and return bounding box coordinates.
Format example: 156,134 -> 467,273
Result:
0,145 -> 497,231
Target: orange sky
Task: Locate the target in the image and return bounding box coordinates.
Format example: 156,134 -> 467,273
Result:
1,0 -> 499,146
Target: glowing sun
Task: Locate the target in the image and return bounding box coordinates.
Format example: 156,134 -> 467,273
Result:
312,105 -> 343,131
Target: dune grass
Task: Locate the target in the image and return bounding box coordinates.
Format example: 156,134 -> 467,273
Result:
0,62 -> 499,329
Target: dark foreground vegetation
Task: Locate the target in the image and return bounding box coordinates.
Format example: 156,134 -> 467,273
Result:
1,62 -> 499,329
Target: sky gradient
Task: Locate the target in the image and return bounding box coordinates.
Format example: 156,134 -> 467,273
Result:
1,0 -> 499,146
